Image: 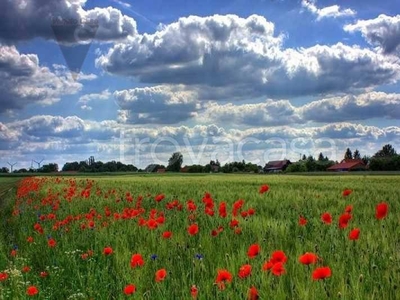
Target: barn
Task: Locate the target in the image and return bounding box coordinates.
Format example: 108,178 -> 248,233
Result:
327,159 -> 366,172
263,160 -> 292,173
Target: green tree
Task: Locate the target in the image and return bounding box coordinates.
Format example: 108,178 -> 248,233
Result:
344,148 -> 353,160
374,144 -> 397,157
353,149 -> 361,160
318,152 -> 324,161
362,155 -> 370,165
167,152 -> 183,172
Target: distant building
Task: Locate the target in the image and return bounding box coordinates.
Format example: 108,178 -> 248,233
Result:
327,159 -> 366,172
263,160 -> 292,173
180,166 -> 189,173
157,168 -> 166,173
211,165 -> 220,173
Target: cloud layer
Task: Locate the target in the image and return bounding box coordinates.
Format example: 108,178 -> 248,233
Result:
0,44 -> 82,114
0,0 -> 137,44
345,14 -> 400,54
99,14 -> 400,100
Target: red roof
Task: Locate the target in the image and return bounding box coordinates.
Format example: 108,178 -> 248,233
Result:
264,160 -> 291,169
327,159 -> 365,171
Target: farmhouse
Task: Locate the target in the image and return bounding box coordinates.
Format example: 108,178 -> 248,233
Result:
263,160 -> 291,173
327,159 -> 366,172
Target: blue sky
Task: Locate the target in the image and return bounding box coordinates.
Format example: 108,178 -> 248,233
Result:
1,0 -> 400,169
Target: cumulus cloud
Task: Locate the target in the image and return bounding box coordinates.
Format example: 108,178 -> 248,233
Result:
2,115 -> 400,168
301,0 -> 356,21
98,15 -> 400,100
0,0 -> 137,44
0,44 -> 82,114
79,89 -> 111,103
199,92 -> 400,126
344,14 -> 400,54
0,122 -> 20,150
301,91 -> 400,122
201,100 -> 302,126
114,85 -> 201,124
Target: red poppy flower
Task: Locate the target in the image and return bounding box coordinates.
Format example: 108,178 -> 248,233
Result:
262,260 -> 274,271
40,271 -> 48,278
299,216 -> 307,226
321,213 -> 332,225
27,236 -> 34,243
26,286 -> 39,296
238,264 -> 252,279
259,184 -> 269,194
48,238 -> 56,248
155,269 -> 167,282
299,252 -> 318,265
211,229 -> 219,237
147,219 -> 158,230
247,244 -> 260,259
338,213 -> 352,229
187,201 -> 197,212
10,249 -> 17,257
234,227 -> 242,235
342,189 -> 352,197
312,266 -> 331,280
123,284 -> 136,295
190,285 -> 198,299
271,250 -> 287,264
215,269 -> 232,290
271,262 -> 286,276
22,266 -> 31,273
162,231 -> 172,239
130,254 -> 145,268
248,286 -> 259,300
344,205 -> 353,213
0,272 -> 8,281
219,202 -> 227,218
349,228 -> 360,240
376,202 -> 388,220
230,219 -> 239,228
188,224 -> 199,236
103,246 -> 113,256
248,208 -> 255,216
155,194 -> 165,202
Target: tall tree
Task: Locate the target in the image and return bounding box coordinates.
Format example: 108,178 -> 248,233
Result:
353,149 -> 361,160
318,152 -> 324,161
362,155 -> 370,165
344,148 -> 353,160
374,144 -> 397,157
167,152 -> 183,172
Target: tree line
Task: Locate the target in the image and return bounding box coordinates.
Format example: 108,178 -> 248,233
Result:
1,144 -> 400,174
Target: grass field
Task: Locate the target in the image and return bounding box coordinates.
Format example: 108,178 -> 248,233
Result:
0,174 -> 399,299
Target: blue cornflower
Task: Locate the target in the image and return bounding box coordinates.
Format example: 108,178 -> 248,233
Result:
195,253 -> 204,260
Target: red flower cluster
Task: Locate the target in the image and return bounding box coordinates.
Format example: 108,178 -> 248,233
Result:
262,250 -> 287,276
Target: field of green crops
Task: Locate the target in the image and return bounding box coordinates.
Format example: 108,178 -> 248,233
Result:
0,174 -> 399,299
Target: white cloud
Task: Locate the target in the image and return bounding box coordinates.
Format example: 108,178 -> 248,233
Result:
301,0 -> 356,21
344,14 -> 400,54
2,115 -> 400,169
79,89 -> 112,104
111,0 -> 131,8
0,0 -> 137,44
114,85 -> 201,124
0,44 -> 82,114
98,15 -> 400,100
198,91 -> 400,126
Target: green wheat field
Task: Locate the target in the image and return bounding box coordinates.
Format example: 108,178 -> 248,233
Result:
0,174 -> 399,299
